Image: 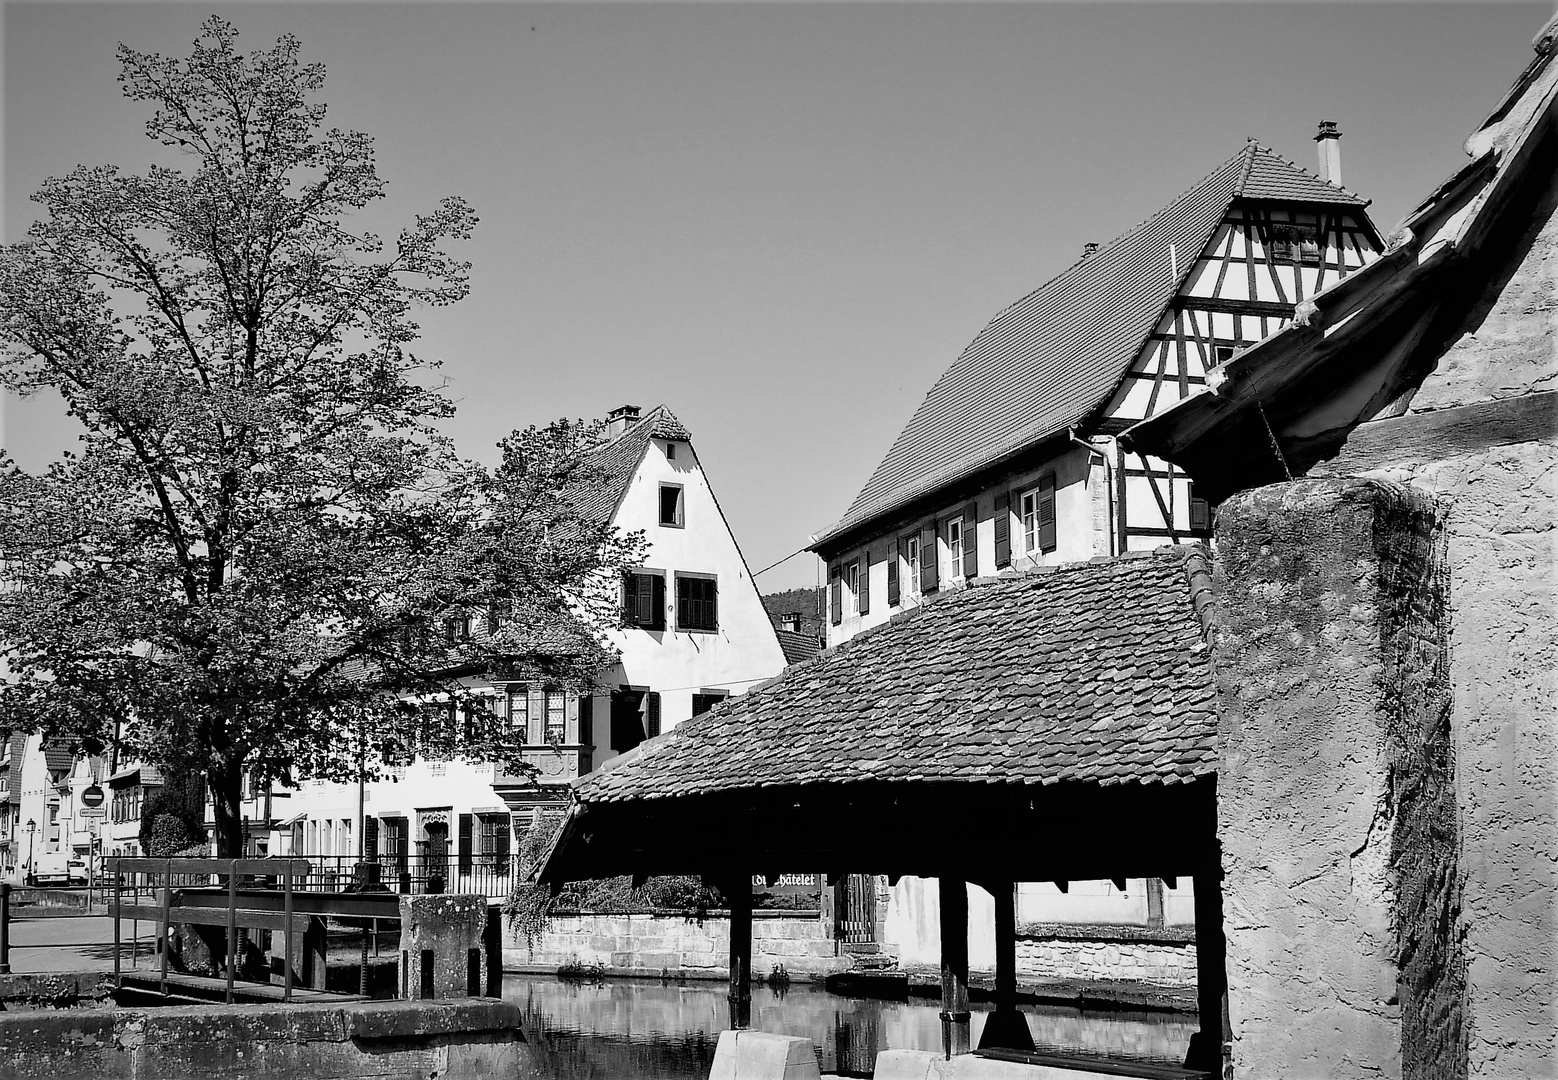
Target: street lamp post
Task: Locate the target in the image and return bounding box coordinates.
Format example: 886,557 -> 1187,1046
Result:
24,820 -> 36,886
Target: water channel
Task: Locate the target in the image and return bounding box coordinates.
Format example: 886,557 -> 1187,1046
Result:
504,974 -> 1198,1078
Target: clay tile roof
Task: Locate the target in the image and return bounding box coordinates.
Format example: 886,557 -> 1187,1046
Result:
43,743 -> 75,775
775,628 -> 823,666
813,142 -> 1367,550
575,546 -> 1218,805
567,405 -> 691,524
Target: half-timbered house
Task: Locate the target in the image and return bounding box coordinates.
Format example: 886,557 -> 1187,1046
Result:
811,128 -> 1383,647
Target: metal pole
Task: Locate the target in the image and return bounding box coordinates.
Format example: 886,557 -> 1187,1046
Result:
225,859 -> 238,1003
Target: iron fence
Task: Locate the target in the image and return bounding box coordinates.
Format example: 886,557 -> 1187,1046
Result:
291,853 -> 518,899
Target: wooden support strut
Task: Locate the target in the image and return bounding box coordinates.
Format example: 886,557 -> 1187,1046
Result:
938,877 -> 971,1060
977,880 -> 1034,1053
1185,852 -> 1230,1073
727,874 -> 753,1031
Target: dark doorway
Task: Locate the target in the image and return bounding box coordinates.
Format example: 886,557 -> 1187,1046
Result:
424,821 -> 448,894
610,689 -> 647,755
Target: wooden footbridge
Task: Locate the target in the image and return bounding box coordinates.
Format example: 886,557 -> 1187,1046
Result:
106,857 -> 410,1006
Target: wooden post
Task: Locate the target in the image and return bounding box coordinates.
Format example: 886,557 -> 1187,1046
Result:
938,877 -> 971,1059
978,880 -> 1034,1052
0,882 -> 11,975
306,915 -> 328,992
110,872 -> 120,979
283,862 -> 295,1003
158,860 -> 172,997
225,860 -> 238,1003
1186,852 -> 1229,1073
727,874 -> 753,1030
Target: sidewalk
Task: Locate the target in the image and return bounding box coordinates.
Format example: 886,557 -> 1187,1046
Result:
5,913 -> 153,974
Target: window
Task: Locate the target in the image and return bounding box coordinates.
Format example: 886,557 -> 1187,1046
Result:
1267,225 -> 1317,264
845,561 -> 860,617
1189,484 -> 1213,533
544,690 -> 567,743
945,517 -> 964,577
665,442 -> 677,461
507,685 -> 530,742
903,535 -> 920,595
659,484 -> 685,527
1020,473 -> 1057,555
623,571 -> 666,630
692,690 -> 729,717
1298,231 -> 1321,264
478,814 -> 511,864
1213,344 -> 1235,366
676,574 -> 718,631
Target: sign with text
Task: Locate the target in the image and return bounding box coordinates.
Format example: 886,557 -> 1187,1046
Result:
78,807 -> 107,820
751,873 -> 822,910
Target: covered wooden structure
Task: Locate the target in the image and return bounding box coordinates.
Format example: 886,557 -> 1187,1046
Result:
540,547 -> 1227,1072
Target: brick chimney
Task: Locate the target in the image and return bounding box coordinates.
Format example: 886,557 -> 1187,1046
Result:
1314,121 -> 1342,187
604,404 -> 641,439
778,613 -> 802,634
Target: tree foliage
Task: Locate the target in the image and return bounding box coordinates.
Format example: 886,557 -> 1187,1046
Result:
0,19 -> 643,854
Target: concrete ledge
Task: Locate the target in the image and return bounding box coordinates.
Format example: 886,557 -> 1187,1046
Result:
0,970 -> 117,1007
710,1029 -> 822,1080
1015,924 -> 1195,946
0,998 -> 527,1079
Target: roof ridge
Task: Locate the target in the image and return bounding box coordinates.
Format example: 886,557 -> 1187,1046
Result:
1236,139 -> 1259,193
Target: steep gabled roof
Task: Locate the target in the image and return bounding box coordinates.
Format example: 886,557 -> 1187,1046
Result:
814,142 -> 1367,550
573,546 -> 1217,806
567,406 -> 691,524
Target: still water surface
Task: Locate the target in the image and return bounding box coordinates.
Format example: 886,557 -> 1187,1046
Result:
504,974 -> 1198,1078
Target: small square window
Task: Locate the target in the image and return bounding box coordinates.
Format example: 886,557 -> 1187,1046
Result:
659,484 -> 685,527
944,517 -> 964,577
1213,344 -> 1235,366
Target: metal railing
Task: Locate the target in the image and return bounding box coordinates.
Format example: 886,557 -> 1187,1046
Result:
288,853 -> 517,899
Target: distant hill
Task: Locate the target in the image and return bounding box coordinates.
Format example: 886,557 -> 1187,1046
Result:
760,587 -> 825,640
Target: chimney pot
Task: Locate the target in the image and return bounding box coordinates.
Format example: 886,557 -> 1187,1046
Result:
1083,242 -> 1099,258
1314,121 -> 1343,187
604,404 -> 642,438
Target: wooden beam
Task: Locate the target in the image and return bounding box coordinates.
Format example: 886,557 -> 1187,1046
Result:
1185,857 -> 1229,1073
937,877 -> 971,1060
977,880 -> 1034,1052
727,875 -> 752,1031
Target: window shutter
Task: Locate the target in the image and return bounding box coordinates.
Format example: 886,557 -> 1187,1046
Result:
623,572 -> 639,626
1038,473 -> 1057,552
492,816 -> 511,862
993,493 -> 1011,568
650,574 -> 666,630
645,692 -> 662,738
857,555 -> 870,615
364,816 -> 379,858
710,577 -> 719,630
457,813 -> 473,875
887,545 -> 900,606
830,569 -> 843,625
1189,484 -> 1211,532
920,523 -> 938,592
578,695 -> 594,747
962,502 -> 978,577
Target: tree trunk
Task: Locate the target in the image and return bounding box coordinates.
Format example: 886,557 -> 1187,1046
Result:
208,759 -> 245,858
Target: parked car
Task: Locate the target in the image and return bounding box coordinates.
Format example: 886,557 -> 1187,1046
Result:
28,852 -> 89,887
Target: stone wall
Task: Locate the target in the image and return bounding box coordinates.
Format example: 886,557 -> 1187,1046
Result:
0,999 -> 527,1079
1310,163 -> 1557,1078
504,912 -> 848,980
1014,931 -> 1196,988
1213,479 -> 1463,1079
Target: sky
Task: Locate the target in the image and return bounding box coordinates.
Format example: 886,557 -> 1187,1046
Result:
3,1 -> 1551,591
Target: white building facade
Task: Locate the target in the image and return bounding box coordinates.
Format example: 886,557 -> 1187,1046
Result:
282,405 -> 788,892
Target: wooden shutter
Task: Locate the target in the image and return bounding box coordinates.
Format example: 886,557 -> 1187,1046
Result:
710,578 -> 718,631
887,544 -> 900,606
830,568 -> 842,625
857,555 -> 870,615
364,816 -> 379,859
650,574 -> 666,630
1038,473 -> 1057,552
919,523 -> 938,592
1189,484 -> 1211,532
578,695 -> 594,747
645,692 -> 662,738
993,492 -> 1011,568
962,502 -> 978,578
623,572 -> 639,626
457,813 -> 473,875
491,816 -> 511,862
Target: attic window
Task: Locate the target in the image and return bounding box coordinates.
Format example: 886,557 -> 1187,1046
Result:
665,441 -> 676,460
659,484 -> 685,528
1268,225 -> 1319,264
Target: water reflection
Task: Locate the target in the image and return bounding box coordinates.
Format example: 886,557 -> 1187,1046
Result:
505,975 -> 1198,1079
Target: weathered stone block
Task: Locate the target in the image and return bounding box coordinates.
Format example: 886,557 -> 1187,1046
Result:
397,894 -> 490,1000
709,1029 -> 821,1080
1214,478 -> 1463,1079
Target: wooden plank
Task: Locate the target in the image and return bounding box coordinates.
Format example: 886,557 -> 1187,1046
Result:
727,875 -> 753,1030
171,887 -> 401,919
117,904 -> 311,934
1172,296 -> 1292,318
108,857 -> 311,876
1210,221 -> 1236,298
1187,859 -> 1229,1074
225,862 -> 238,1004
1315,391 -> 1557,474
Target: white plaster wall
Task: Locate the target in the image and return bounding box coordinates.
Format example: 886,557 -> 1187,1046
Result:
824,446 -> 1106,648
597,435 -> 788,756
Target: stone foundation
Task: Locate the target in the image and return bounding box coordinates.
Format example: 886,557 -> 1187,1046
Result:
504,912 -> 848,980
1014,932 -> 1196,987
